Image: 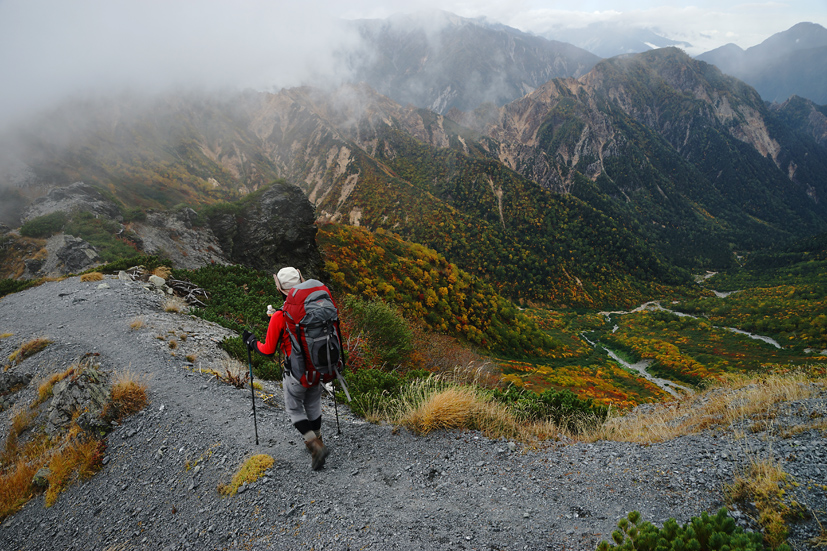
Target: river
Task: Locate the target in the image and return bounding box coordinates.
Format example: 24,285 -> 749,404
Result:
586,292 -> 784,396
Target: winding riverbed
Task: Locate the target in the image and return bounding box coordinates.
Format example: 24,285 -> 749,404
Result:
586,293 -> 784,396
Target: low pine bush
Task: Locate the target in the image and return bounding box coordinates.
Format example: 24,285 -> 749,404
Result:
597,508 -> 782,551
342,368 -> 430,419
342,296 -> 414,368
19,212 -> 67,238
0,279 -> 41,299
487,385 -> 609,433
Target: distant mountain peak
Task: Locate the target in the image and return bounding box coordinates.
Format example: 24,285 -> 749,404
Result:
696,22 -> 827,105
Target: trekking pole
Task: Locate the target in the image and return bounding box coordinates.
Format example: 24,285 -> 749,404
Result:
332,378 -> 342,436
324,336 -> 343,436
246,343 -> 260,446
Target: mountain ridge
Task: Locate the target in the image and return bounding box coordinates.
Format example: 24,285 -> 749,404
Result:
3,48 -> 827,304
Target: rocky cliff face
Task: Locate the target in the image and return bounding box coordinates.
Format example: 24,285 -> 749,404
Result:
771,95 -> 827,149
129,208 -> 229,270
474,49 -> 785,193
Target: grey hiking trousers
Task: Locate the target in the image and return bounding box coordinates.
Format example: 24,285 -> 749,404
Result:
282,372 -> 323,425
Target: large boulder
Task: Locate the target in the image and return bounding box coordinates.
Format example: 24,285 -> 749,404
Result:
207,182 -> 322,277
46,367 -> 110,436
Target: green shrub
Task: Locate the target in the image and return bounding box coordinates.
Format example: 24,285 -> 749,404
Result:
20,212 -> 68,238
63,212 -> 138,262
343,296 -> 415,367
121,207 -> 147,222
0,279 -> 41,299
171,264 -> 282,334
487,385 -> 609,432
170,264 -> 285,380
597,508 -> 785,551
342,368 -> 430,418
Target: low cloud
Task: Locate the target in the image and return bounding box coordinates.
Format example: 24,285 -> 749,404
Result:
0,0 -> 363,131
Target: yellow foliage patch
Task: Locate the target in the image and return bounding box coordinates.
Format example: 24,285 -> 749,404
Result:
44,433 -> 106,507
219,454 -> 275,496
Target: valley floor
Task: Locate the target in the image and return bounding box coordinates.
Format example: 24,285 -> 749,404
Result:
0,276 -> 824,550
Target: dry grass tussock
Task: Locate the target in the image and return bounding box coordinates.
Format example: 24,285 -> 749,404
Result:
103,370 -> 149,422
79,272 -> 104,282
34,364 -> 80,407
388,378 -> 569,442
367,368 -> 823,445
437,360 -> 500,388
200,358 -> 249,389
163,296 -> 188,313
44,432 -> 105,507
590,370 -> 825,444
0,333 -> 12,340
152,266 -> 173,280
1,361 -> 150,519
7,337 -> 51,369
129,317 -> 145,330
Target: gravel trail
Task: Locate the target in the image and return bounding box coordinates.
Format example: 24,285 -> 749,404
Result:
0,276 -> 824,551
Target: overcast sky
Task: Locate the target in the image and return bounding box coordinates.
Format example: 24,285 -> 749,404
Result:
1,0 -> 825,130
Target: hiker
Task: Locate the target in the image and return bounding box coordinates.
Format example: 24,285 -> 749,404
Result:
243,267 -> 342,471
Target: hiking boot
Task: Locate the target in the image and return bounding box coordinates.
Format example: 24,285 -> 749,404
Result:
305,437 -> 329,471
304,435 -> 322,453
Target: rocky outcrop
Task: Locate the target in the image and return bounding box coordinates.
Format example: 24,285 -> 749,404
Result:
21,181 -> 121,223
46,367 -> 110,436
207,181 -> 322,277
129,207 -> 229,270
23,233 -> 101,279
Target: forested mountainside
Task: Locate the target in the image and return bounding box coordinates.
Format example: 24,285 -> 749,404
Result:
770,95 -> 827,148
2,49 -> 827,308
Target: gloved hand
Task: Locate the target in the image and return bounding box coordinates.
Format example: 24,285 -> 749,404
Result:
242,330 -> 257,350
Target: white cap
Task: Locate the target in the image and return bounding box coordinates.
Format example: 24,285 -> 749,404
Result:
275,267 -> 301,291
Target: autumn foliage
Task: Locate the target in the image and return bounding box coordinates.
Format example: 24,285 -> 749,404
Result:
318,223 -> 558,358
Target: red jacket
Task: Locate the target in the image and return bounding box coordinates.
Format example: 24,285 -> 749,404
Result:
256,310 -> 291,357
